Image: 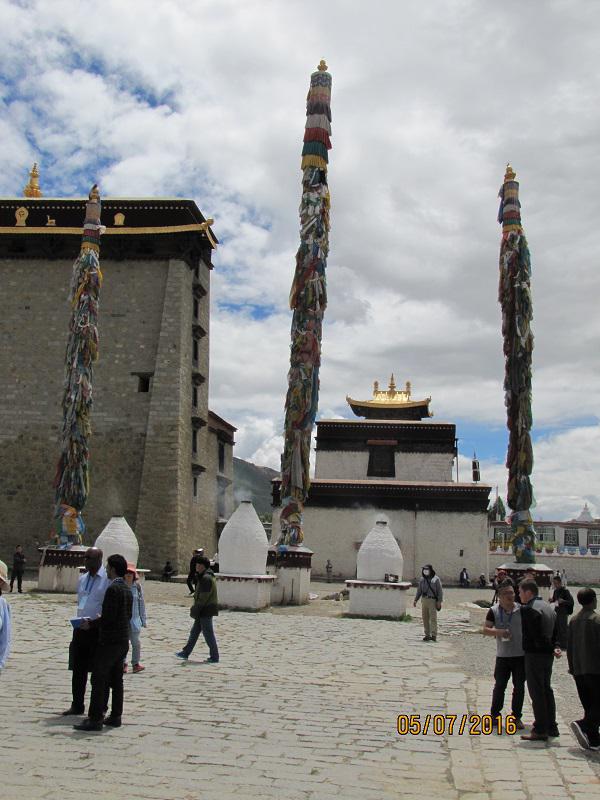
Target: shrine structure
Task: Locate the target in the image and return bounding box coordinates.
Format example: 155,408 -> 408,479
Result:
273,376 -> 491,582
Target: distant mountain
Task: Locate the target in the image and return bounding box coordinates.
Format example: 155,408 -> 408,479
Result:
233,457 -> 279,519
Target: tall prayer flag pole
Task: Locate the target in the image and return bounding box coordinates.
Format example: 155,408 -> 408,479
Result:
278,60 -> 333,546
497,165 -> 536,563
52,186 -> 104,546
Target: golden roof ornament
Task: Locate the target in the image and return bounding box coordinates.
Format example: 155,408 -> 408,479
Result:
346,376 -> 432,418
504,163 -> 516,182
318,59 -> 328,71
23,163 -> 43,198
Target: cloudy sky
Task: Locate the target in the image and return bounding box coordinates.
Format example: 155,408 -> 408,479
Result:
1,0 -> 599,520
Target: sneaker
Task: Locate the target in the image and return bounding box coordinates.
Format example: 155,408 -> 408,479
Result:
422,636 -> 431,641
430,635 -> 437,642
548,727 -> 560,738
123,663 -> 128,673
132,664 -> 145,673
103,715 -> 122,727
570,721 -> 590,750
204,658 -> 219,663
514,719 -> 525,731
175,651 -> 188,660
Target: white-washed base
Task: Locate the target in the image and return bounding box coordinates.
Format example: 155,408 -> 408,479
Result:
38,564 -> 81,593
267,565 -> 311,605
216,574 -> 275,610
346,580 -> 412,618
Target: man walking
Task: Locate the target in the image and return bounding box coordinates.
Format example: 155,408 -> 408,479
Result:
62,547 -> 109,716
74,554 -> 133,731
9,545 -> 26,593
176,556 -> 219,663
413,564 -> 443,642
568,588 -> 600,750
518,579 -> 562,741
549,574 -> 574,650
482,582 -> 525,730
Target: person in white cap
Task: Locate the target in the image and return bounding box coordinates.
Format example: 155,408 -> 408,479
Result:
0,559 -> 12,672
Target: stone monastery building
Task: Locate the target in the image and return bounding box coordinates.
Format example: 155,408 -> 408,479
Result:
0,167 -> 234,572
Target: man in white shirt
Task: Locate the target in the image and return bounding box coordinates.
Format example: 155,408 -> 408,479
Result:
62,548 -> 109,715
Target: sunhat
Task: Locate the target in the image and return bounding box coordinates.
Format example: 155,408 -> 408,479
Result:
126,562 -> 138,578
0,560 -> 8,589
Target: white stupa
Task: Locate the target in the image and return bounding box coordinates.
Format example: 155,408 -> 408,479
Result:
357,515 -> 404,581
94,516 -> 139,566
216,500 -> 275,610
346,515 -> 411,618
577,503 -> 593,523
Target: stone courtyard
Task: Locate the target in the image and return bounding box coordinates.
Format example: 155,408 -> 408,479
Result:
2,582 -> 599,800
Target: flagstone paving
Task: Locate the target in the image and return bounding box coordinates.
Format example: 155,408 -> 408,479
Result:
2,587 -> 599,799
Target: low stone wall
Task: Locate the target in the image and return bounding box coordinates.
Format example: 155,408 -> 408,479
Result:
488,551 -> 600,585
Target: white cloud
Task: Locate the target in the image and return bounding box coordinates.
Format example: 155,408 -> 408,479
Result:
475,424 -> 600,521
1,0 -> 599,520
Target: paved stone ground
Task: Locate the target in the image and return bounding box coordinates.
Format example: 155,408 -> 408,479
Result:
2,582 -> 599,799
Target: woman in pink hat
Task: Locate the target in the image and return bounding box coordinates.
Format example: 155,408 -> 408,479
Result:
124,563 -> 147,673
0,559 -> 12,673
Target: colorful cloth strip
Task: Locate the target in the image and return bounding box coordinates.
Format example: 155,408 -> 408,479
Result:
53,187 -> 103,524
497,167 -> 536,563
278,66 -> 332,547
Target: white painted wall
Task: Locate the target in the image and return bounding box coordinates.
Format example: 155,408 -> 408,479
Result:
272,506 -> 487,582
395,452 -> 454,482
488,552 -> 600,585
314,451 -> 369,478
314,450 -> 453,481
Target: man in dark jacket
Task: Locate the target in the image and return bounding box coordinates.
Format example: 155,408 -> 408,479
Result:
568,588 -> 600,750
518,579 -> 562,741
176,556 -> 219,662
9,545 -> 26,593
549,575 -> 574,650
74,554 -> 133,731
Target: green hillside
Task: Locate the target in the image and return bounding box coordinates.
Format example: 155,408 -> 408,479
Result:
232,457 -> 279,519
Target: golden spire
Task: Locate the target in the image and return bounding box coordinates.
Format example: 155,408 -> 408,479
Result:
23,163 -> 43,198
389,373 -> 396,391
504,163 -> 516,182
318,59 -> 328,71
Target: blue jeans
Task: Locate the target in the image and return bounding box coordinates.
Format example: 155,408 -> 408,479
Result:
129,626 -> 141,665
182,616 -> 219,661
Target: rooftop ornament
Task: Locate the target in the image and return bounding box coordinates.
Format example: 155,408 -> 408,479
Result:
23,163 -> 43,198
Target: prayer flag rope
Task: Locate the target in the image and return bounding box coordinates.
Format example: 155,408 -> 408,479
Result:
53,186 -> 104,546
497,165 -> 536,563
278,62 -> 332,546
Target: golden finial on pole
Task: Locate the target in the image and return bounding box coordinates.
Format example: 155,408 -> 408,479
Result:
23,163 -> 43,198
504,163 -> 516,182
318,59 -> 328,71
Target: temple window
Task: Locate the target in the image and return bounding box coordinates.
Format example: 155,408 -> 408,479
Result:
367,445 -> 395,478
587,529 -> 600,546
564,529 -> 579,547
